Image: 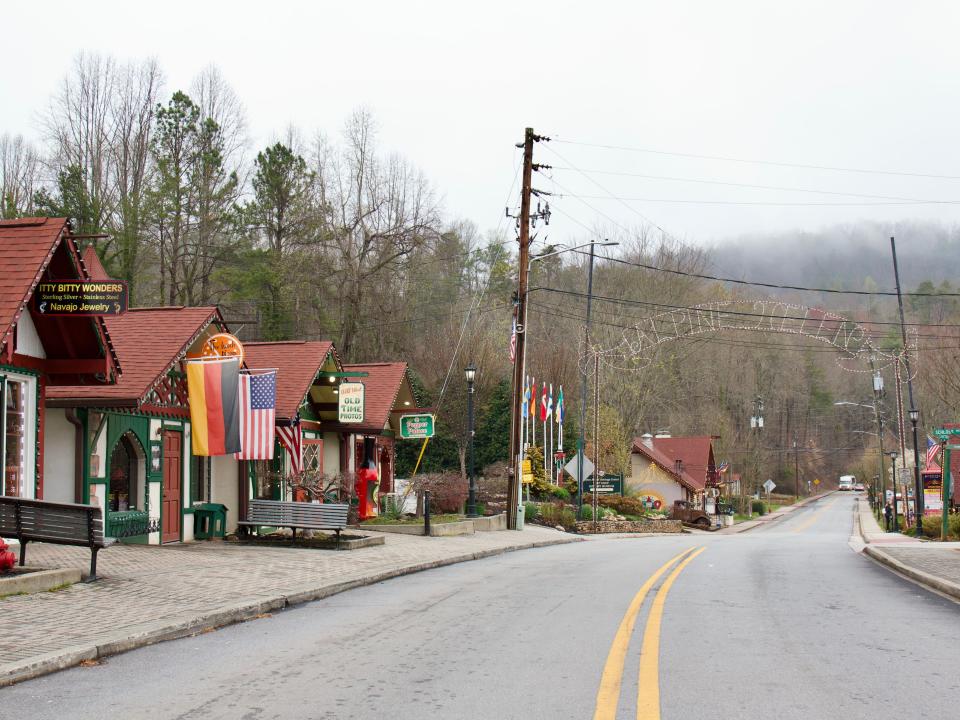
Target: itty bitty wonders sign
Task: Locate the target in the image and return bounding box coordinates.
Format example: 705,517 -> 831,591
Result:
35,281 -> 128,316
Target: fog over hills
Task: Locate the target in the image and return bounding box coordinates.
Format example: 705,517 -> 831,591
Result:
708,220 -> 960,299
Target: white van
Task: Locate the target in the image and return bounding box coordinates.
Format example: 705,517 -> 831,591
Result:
838,475 -> 856,491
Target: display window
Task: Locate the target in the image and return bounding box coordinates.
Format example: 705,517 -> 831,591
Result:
1,375 -> 34,499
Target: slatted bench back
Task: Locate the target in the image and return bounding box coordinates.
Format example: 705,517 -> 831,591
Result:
0,497 -> 106,548
247,499 -> 349,530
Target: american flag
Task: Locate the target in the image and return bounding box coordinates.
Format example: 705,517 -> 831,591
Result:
925,436 -> 941,471
235,371 -> 276,460
509,316 -> 517,363
276,419 -> 303,474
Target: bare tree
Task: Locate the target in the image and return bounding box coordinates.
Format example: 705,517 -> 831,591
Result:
0,134 -> 40,218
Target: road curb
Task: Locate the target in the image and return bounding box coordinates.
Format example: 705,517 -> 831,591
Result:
0,534 -> 582,688
862,544 -> 960,603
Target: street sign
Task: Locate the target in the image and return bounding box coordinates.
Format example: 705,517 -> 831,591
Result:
932,427 -> 960,440
521,459 -> 533,484
399,414 -> 434,439
813,478 -> 821,486
563,455 -> 595,481
583,474 -> 623,495
338,382 -> 365,423
763,479 -> 776,494
35,280 -> 128,316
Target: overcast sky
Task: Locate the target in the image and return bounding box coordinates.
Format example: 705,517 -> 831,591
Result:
5,1 -> 960,248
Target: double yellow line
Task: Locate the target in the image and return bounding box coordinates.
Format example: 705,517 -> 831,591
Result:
791,497 -> 839,533
593,546 -> 706,720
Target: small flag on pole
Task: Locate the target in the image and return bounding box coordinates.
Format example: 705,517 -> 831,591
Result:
926,436 -> 941,471
277,417 -> 304,474
235,370 -> 277,460
522,377 -> 530,419
556,386 -> 565,424
546,383 -> 553,420
540,384 -> 548,422
529,379 -> 537,418
509,316 -> 517,364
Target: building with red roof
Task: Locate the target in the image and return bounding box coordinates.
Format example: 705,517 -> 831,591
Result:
0,218 -> 120,502
628,434 -> 720,511
46,304 -> 234,543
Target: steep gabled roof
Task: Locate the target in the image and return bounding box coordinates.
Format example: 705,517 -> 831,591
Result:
47,307 -> 222,406
342,362 -> 414,432
650,436 -> 715,491
0,217 -> 65,349
631,437 -> 699,492
243,341 -> 339,419
0,217 -> 120,377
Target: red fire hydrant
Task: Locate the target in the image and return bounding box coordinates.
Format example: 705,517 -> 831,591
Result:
0,538 -> 15,573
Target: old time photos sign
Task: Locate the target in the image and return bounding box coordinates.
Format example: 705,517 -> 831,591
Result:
338,382 -> 365,424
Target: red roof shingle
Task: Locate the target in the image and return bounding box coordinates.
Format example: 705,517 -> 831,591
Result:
243,341 -> 338,419
632,437 -> 700,492
47,307 -> 221,405
0,217 -> 68,350
343,362 -> 414,431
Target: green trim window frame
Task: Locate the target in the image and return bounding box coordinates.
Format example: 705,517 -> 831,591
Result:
191,455 -> 211,504
0,369 -> 39,499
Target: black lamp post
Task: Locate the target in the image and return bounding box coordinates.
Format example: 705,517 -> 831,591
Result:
465,363 -> 478,517
909,407 -> 923,536
888,450 -> 899,532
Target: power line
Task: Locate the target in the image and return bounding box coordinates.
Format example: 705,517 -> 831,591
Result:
552,138 -> 960,181
561,194 -> 960,208
548,166 -> 958,203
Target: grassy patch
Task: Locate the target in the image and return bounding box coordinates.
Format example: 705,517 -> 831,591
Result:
733,513 -> 752,524
47,582 -> 74,593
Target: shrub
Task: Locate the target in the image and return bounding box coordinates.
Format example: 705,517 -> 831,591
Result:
551,486 -> 571,502
580,504 -> 595,521
524,502 -> 539,522
412,472 -> 468,514
751,500 -> 767,516
922,513 -> 960,539
582,493 -> 648,516
539,502 -> 576,529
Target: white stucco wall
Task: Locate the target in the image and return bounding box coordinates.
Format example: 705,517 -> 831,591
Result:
42,407 -> 76,502
628,454 -> 686,511
14,312 -> 45,359
148,482 -> 161,544
323,432 -> 340,474
211,455 -> 240,533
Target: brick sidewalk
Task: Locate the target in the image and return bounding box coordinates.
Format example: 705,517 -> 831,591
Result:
0,526 -> 579,685
856,497 -> 960,602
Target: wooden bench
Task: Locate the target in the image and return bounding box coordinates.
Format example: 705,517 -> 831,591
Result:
237,499 -> 350,546
0,497 -> 115,580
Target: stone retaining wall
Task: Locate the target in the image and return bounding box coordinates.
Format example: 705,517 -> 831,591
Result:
575,519 -> 683,534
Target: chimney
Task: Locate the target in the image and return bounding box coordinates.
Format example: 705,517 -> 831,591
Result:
641,433 -> 653,448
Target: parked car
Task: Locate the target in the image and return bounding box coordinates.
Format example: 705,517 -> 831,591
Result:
671,500 -> 712,528
854,482 -> 865,491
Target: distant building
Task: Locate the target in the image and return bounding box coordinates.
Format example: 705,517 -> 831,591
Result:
628,433 -> 720,510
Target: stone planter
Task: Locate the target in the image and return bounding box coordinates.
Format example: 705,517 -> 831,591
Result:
0,567 -> 82,597
574,519 -> 683,534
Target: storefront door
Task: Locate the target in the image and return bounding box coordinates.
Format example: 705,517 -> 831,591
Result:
161,430 -> 182,543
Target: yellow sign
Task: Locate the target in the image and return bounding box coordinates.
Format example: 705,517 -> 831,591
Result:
522,473 -> 534,484
814,478 -> 821,485
522,459 -> 531,473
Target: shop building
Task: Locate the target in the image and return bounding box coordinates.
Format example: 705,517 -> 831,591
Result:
0,218 -> 120,503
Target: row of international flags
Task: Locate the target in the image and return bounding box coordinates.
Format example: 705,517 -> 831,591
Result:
521,377 -> 565,424
185,357 -> 302,472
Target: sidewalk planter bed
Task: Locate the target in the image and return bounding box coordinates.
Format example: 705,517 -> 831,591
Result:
0,567 -> 81,597
228,532 -> 384,551
362,520 -> 476,537
574,519 -> 683,534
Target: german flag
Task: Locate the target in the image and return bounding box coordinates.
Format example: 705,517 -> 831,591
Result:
186,357 -> 241,456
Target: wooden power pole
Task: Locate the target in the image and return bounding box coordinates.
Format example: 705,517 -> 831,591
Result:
507,128 -> 536,529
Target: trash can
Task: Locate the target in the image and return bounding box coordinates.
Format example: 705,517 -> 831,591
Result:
194,503 -> 228,540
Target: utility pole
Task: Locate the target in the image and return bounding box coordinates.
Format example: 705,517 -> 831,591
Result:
507,128 -> 536,530
793,432 -> 799,500
890,237 -> 924,535
592,351 -> 600,531
577,242 -> 596,517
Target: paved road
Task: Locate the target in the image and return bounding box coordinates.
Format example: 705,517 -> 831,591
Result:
3,494 -> 958,719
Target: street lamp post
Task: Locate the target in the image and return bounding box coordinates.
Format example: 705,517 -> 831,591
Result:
909,407 -> 923,536
465,363 -> 477,518
888,450 -> 899,532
